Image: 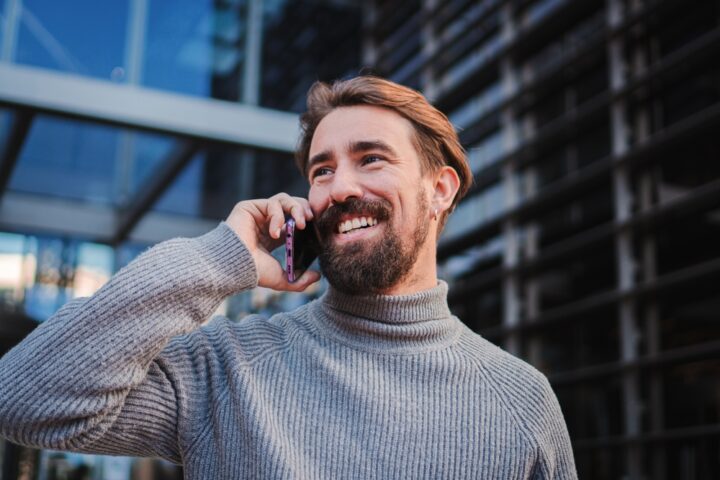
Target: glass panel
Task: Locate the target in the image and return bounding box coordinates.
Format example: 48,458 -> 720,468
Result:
9,115 -> 175,206
73,241 -> 113,298
143,0 -> 246,99
0,231 -> 29,311
14,0 -> 128,81
153,152 -> 205,216
0,108 -> 12,153
23,235 -> 72,321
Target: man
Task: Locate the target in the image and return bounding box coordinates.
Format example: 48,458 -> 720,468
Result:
0,77 -> 577,479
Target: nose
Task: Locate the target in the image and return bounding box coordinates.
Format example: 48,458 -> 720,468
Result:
328,165 -> 363,205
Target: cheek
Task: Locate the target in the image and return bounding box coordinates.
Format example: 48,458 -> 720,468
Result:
308,187 -> 329,215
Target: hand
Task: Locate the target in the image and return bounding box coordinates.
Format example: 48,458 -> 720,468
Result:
225,193 -> 321,292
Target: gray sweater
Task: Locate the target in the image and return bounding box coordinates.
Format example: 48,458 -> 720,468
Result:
0,223 -> 577,479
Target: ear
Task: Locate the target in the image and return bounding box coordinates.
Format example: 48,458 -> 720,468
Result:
431,166 -> 461,214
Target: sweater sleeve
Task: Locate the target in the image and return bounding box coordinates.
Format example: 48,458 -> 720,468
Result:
0,222 -> 257,462
532,377 -> 578,480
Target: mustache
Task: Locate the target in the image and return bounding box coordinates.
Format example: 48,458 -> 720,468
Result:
315,198 -> 392,238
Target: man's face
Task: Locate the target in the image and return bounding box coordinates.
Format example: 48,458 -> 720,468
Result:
307,105 -> 437,294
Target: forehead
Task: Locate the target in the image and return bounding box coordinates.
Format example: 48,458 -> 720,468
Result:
309,105 -> 417,157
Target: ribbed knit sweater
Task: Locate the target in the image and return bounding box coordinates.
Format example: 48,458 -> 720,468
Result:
0,223 -> 576,479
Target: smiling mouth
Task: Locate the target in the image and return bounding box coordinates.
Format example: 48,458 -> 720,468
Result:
337,216 -> 379,234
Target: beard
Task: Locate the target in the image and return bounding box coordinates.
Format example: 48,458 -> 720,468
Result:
315,191 -> 431,295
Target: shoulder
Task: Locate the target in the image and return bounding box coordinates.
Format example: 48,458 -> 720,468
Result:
160,303 -> 313,367
456,329 -> 564,442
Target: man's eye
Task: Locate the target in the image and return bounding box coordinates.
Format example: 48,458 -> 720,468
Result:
362,155 -> 383,165
312,167 -> 332,178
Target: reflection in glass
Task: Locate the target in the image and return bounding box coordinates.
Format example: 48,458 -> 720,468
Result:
10,116 -> 118,204
14,0 -> 128,80
153,152 -> 204,216
144,0 -> 247,98
0,230 -> 113,321
0,231 -> 30,311
9,115 -> 176,207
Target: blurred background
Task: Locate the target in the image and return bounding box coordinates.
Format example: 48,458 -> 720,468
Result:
0,0 -> 718,478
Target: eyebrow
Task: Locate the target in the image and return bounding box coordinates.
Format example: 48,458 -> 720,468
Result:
307,139 -> 398,172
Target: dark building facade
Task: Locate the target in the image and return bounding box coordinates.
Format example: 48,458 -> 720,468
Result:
364,0 -> 720,478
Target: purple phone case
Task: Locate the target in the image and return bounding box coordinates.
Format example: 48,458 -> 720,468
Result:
285,218 -> 297,282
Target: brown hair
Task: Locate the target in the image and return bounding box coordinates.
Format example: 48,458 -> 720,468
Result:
296,76 -> 473,231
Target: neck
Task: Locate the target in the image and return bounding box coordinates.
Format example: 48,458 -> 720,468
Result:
311,280 -> 460,353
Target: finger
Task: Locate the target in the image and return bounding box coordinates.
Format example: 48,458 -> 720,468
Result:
266,198 -> 285,239
288,196 -> 313,218
296,197 -> 314,222
275,194 -> 309,229
280,269 -> 321,292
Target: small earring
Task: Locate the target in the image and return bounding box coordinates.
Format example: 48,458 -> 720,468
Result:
433,208 -> 438,220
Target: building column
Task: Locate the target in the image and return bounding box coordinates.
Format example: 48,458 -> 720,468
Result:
607,0 -> 643,478
499,3 -> 522,356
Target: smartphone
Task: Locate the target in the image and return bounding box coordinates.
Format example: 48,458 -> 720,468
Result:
285,218 -> 320,282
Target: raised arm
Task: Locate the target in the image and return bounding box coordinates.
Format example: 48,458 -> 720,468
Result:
0,194 -> 318,462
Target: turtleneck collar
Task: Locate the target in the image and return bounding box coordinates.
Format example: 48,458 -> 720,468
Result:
309,280 -> 462,354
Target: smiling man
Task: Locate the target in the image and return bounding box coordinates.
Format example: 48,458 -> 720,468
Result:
0,77 -> 577,479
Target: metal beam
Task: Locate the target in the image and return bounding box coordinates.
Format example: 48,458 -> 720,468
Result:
0,109 -> 33,198
0,63 -> 299,152
112,141 -> 200,245
0,191 -> 217,244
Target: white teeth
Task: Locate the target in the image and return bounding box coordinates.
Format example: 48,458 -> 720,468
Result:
337,216 -> 378,234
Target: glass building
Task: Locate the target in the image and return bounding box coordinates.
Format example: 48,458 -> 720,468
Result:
362,0 -> 720,478
1,0 -> 719,479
